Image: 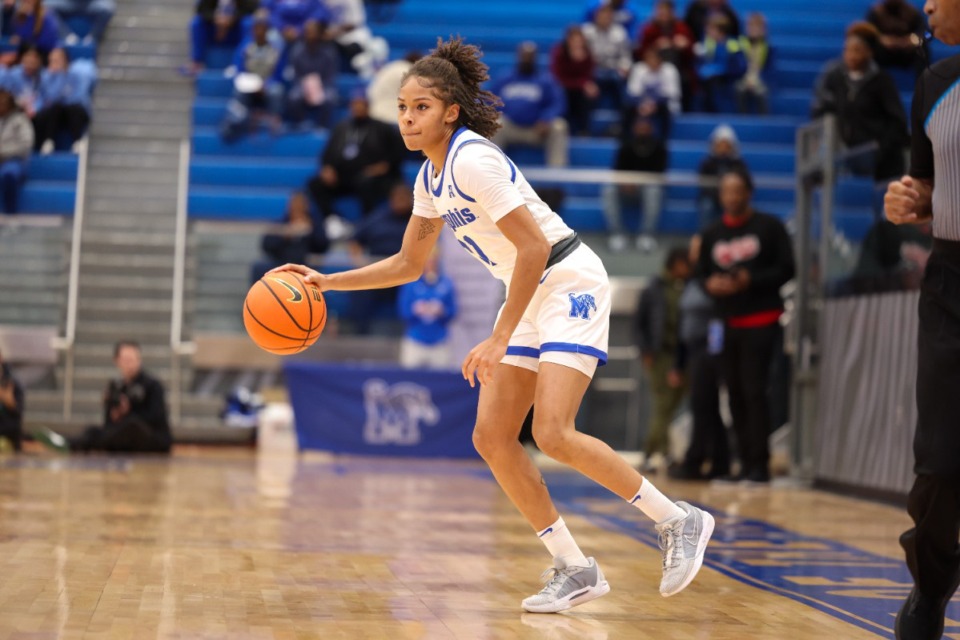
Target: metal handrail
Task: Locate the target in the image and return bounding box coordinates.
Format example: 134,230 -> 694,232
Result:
170,138 -> 195,427
50,137 -> 89,421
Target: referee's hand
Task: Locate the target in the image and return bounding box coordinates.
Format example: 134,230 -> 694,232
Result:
884,175 -> 933,225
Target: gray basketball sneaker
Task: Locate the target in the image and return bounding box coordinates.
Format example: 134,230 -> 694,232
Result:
656,501 -> 715,597
521,557 -> 610,613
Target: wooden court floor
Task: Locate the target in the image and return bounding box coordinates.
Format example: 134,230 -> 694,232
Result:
0,447 -> 953,640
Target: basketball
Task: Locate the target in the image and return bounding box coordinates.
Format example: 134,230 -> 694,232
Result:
243,270 -> 326,355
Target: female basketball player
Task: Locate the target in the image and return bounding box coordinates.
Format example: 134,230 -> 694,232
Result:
270,37 -> 714,613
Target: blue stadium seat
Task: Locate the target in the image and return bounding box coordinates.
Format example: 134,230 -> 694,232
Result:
192,127 -> 327,157
191,157 -> 315,189
22,181 -> 76,214
31,154 -> 79,182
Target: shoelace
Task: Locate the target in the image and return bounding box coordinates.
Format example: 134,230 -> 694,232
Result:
657,520 -> 684,571
535,565 -> 581,598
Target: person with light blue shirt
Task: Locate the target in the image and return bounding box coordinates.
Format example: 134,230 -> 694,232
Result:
34,47 -> 95,151
397,250 -> 458,369
1,46 -> 44,117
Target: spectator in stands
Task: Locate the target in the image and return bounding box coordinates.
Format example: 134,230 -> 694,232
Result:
551,25 -> 598,136
636,246 -> 691,471
635,1 -> 695,111
46,341 -> 172,454
250,191 -> 329,284
265,0 -> 330,45
325,0 -> 387,78
346,181 -> 411,333
582,4 -> 631,111
684,0 -> 740,43
601,116 -> 667,253
368,49 -> 421,125
397,248 -> 457,370
3,45 -> 43,117
0,89 -> 34,215
695,16 -> 746,113
0,348 -> 24,453
696,123 -> 747,229
2,0 -> 60,55
811,21 -> 909,181
286,19 -> 339,130
866,0 -> 925,70
624,46 -> 680,138
44,0 -> 114,45
735,13 -> 771,115
185,0 -> 260,78
34,47 -> 94,152
220,11 -> 286,141
698,169 -> 794,484
490,42 -> 569,167
584,0 -> 639,38
669,235 -> 730,481
306,92 -> 405,224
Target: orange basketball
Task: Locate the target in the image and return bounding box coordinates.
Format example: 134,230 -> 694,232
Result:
243,270 -> 326,355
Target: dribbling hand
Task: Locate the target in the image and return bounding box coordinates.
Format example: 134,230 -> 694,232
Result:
265,263 -> 331,291
884,175 -> 932,225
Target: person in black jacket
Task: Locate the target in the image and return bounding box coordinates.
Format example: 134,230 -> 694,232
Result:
0,349 -> 25,453
305,92 -> 405,224
636,247 -> 691,469
697,168 -> 794,484
68,341 -> 172,453
811,21 -> 909,181
186,0 -> 260,77
601,116 -> 668,252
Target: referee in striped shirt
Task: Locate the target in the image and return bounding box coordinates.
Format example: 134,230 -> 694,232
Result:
884,2 -> 960,638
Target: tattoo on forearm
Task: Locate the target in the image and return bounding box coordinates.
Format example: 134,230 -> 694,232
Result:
418,218 -> 437,240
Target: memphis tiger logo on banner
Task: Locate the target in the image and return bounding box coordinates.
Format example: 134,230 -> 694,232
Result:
362,379 -> 440,446
284,362 -> 480,458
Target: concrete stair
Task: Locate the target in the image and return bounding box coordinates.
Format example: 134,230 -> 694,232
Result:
44,0 -> 229,435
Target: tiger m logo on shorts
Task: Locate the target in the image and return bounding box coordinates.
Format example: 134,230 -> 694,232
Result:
568,293 -> 597,320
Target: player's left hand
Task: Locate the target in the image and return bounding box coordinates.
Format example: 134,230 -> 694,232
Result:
462,336 -> 508,388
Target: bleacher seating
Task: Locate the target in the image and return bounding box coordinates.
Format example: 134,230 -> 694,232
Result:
188,0 -> 918,242
0,19 -> 97,216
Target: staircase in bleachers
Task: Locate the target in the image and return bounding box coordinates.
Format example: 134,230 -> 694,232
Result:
188,0 -> 913,244
23,0 -> 233,438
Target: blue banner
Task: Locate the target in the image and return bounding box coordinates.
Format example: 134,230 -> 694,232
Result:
284,362 -> 480,458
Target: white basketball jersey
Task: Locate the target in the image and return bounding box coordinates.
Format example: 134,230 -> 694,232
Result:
412,127 -> 573,284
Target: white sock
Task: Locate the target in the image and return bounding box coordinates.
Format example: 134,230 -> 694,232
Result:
537,517 -> 589,568
628,479 -> 685,524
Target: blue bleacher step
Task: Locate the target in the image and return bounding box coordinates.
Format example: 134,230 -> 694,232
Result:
21,181 -> 76,215
192,127 -> 328,158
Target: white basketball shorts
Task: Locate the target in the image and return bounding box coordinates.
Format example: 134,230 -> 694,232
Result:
499,243 -> 611,379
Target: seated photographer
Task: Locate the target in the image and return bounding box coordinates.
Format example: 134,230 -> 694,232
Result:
40,341 -> 172,454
